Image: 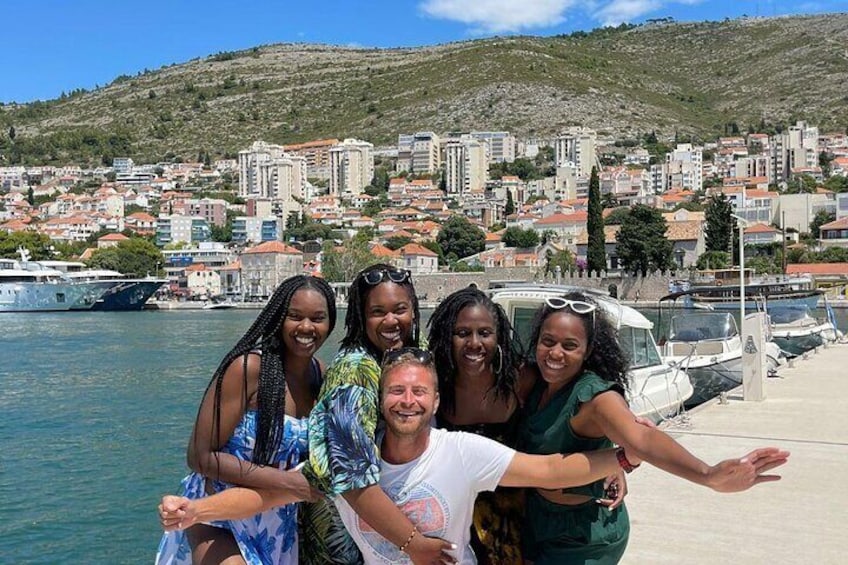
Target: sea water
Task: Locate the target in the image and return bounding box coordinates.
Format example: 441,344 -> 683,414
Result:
1,306 -> 844,563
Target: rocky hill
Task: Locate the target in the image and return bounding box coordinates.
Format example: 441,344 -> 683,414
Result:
2,14 -> 847,164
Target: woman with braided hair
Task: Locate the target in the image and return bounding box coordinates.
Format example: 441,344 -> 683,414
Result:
156,275 -> 336,565
426,287 -> 530,564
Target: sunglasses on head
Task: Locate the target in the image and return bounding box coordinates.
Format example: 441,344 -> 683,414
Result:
381,347 -> 433,368
545,296 -> 597,314
363,268 -> 411,286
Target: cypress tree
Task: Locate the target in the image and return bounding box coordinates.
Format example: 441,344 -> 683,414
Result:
505,190 -> 515,216
586,166 -> 606,274
704,194 -> 733,252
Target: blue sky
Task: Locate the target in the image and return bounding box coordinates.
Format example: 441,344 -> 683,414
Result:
3,0 -> 843,103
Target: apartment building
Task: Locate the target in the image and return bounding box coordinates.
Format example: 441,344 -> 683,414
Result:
444,136 -> 488,195
156,214 -> 211,247
469,131 -> 516,163
397,132 -> 441,175
329,138 -> 374,196
282,139 -> 339,180
771,121 -> 819,184
554,127 -> 597,177
232,216 -> 283,245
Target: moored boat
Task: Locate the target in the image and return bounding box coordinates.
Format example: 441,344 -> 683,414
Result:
768,305 -> 840,357
40,261 -> 167,311
669,269 -> 822,311
0,256 -> 114,312
489,284 -> 694,421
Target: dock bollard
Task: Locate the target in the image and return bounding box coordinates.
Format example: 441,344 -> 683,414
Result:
718,392 -> 729,405
788,357 -> 795,368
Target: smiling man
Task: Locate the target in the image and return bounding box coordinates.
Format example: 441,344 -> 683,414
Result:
159,349 -> 646,564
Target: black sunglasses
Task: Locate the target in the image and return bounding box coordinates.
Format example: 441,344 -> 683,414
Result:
381,347 -> 433,368
363,268 -> 411,286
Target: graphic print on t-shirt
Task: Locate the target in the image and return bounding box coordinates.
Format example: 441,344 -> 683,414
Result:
356,480 -> 450,562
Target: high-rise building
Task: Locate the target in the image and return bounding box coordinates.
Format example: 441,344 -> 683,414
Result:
445,136 -> 488,195
665,143 -> 704,192
771,121 -> 819,184
554,127 -> 597,177
397,132 -> 441,175
329,138 -> 374,196
238,141 -> 307,223
469,131 -> 516,163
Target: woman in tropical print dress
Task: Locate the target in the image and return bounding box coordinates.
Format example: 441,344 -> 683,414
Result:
156,275 -> 336,565
301,263 -> 455,565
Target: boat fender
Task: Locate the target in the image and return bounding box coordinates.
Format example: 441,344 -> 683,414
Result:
716,281 -> 722,286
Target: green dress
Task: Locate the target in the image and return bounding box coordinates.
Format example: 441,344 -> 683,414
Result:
519,371 -> 630,565
301,346 -> 381,565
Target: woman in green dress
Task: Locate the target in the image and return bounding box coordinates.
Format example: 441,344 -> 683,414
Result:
302,263 -> 454,565
519,291 -> 790,564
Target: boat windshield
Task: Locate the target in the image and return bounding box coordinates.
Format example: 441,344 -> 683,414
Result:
670,313 -> 737,341
768,306 -> 813,324
510,304 -> 663,370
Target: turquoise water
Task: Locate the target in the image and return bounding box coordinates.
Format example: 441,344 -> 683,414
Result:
2,306 -> 844,563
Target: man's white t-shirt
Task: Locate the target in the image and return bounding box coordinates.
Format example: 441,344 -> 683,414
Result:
333,427 -> 516,564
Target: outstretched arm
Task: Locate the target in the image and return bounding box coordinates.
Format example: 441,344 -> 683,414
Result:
499,447 -> 637,489
584,392 -> 789,492
159,483 -> 312,531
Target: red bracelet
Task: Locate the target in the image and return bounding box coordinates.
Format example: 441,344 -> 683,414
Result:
616,447 -> 640,473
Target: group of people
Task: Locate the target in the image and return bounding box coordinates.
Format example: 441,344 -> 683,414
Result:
156,264 -> 789,565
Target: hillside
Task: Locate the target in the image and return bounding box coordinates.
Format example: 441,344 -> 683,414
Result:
2,14 -> 847,165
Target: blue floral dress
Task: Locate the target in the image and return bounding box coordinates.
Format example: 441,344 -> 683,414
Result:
155,410 -> 310,565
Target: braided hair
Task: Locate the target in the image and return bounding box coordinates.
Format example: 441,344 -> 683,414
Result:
525,291 -> 629,391
197,275 -> 336,467
340,263 -> 420,360
427,287 -> 523,416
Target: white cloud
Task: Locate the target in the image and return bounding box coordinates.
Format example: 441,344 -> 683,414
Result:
593,0 -> 705,26
419,0 -> 579,34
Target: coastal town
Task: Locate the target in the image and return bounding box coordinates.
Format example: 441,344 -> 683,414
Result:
2,122 -> 848,304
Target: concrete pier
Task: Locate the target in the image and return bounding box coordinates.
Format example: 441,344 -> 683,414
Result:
622,342 -> 847,564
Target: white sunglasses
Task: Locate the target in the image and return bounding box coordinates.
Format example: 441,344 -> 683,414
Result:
544,296 -> 597,314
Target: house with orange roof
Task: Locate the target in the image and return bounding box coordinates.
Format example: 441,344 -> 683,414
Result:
377,218 -> 402,234
0,218 -> 31,233
97,233 -> 130,249
484,231 -> 503,250
369,243 -> 400,262
742,223 -> 781,245
125,212 -> 157,236
787,263 -> 848,291
240,241 -> 304,298
398,243 -> 439,275
185,263 -> 222,299
531,211 -> 588,247
819,217 -> 848,249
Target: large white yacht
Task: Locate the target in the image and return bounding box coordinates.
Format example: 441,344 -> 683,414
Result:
0,253 -> 115,312
39,260 -> 167,311
488,284 -> 694,422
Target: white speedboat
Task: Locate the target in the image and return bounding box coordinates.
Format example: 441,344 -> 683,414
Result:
661,312 -> 744,407
769,305 -> 841,357
489,284 -> 694,422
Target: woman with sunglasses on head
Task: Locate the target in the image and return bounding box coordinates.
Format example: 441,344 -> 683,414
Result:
519,291 -> 789,564
156,275 -> 336,565
301,263 -> 455,565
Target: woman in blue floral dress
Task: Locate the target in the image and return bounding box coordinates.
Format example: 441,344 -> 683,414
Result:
156,275 -> 336,565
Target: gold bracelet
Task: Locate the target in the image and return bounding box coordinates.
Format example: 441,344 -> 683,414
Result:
398,527 -> 418,553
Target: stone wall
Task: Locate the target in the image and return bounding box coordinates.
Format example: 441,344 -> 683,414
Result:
410,268 -> 674,302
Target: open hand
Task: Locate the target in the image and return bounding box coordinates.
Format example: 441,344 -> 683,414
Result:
706,447 -> 790,493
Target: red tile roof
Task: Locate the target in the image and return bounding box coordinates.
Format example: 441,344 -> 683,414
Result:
244,241 -> 302,254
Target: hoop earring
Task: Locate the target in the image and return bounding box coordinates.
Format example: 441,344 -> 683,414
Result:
492,345 -> 504,375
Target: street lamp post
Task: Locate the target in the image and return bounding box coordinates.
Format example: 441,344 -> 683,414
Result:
732,213 -> 749,326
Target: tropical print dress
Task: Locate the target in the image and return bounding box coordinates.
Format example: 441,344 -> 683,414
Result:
301,346 -> 382,565
155,410 -> 309,565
